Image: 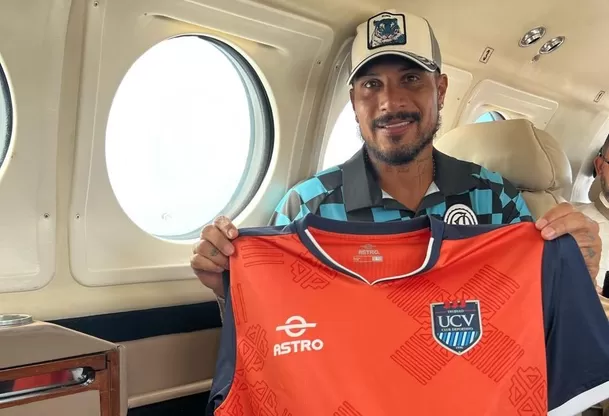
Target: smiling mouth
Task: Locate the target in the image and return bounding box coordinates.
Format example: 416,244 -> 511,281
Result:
373,112 -> 421,131
379,120 -> 413,129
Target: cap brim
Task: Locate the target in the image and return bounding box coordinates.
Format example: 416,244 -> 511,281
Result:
347,50 -> 438,85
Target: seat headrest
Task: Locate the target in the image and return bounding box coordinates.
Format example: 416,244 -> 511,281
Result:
435,119 -> 572,192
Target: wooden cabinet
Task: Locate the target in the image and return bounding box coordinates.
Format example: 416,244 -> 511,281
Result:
0,315 -> 124,416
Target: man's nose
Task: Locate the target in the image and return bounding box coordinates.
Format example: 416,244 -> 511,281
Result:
379,85 -> 411,113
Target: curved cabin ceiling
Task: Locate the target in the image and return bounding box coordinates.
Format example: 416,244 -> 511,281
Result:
254,0 -> 609,111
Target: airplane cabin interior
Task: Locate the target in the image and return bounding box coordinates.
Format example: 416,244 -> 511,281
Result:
1,0 -> 609,415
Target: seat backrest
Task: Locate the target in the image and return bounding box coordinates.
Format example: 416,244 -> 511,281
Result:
434,118 -> 572,220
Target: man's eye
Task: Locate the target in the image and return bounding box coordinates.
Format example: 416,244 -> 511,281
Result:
405,74 -> 420,82
363,80 -> 379,88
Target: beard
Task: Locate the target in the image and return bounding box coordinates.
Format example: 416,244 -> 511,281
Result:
358,113 -> 442,166
601,175 -> 609,201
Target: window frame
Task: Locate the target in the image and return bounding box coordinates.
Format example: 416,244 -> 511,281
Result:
0,61 -> 12,169
69,0 -> 333,287
458,79 -> 558,129
0,1 -> 61,294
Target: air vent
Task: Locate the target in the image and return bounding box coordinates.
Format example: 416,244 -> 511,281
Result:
519,27 -> 546,47
539,36 -> 565,54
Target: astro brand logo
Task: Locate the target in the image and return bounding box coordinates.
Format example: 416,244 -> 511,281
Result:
354,243 -> 384,263
358,243 -> 380,256
273,315 -> 324,356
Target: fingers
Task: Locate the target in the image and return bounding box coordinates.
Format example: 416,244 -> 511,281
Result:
197,217 -> 236,258
190,247 -> 226,272
214,215 -> 239,240
540,212 -> 595,240
543,211 -> 602,280
190,215 -> 239,296
194,269 -> 225,298
535,202 -> 574,230
537,203 -> 598,240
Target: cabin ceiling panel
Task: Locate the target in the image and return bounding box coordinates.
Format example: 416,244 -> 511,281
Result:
252,0 -> 609,109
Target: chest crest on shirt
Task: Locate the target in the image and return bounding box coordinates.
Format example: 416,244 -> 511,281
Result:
443,203 -> 478,225
430,299 -> 482,355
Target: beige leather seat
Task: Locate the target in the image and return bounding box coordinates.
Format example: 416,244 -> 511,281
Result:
434,118 -> 572,220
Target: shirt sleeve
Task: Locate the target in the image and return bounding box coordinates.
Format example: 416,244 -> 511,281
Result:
507,192 -> 534,224
542,234 -> 609,415
500,178 -> 534,224
268,188 -> 310,226
206,271 -> 237,415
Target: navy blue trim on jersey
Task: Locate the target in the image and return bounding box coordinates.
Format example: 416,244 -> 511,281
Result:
236,223 -> 293,237
293,211 -> 445,236
440,222 -> 505,239
293,213 -> 445,280
206,271 -> 237,416
542,235 -> 609,415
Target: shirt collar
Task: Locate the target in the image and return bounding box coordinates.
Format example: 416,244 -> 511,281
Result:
342,146 -> 478,213
382,182 -> 439,199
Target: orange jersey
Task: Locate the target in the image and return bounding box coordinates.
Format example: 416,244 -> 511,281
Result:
207,214 -> 609,416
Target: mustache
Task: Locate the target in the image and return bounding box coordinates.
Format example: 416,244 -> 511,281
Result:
372,112 -> 421,129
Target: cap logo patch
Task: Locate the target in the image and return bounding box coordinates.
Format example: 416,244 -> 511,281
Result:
367,12 -> 407,50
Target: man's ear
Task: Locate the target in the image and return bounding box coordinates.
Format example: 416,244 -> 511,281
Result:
594,156 -> 604,177
436,73 -> 448,108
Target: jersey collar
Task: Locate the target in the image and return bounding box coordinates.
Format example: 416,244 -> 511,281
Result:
341,146 -> 479,213
292,213 -> 445,285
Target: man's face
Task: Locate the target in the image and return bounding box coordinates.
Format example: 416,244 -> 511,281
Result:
349,56 -> 448,165
595,151 -> 609,199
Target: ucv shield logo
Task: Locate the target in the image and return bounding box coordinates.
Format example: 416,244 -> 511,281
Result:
430,300 -> 482,355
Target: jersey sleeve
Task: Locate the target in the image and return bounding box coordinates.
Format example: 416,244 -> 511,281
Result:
542,235 -> 609,415
206,271 -> 237,415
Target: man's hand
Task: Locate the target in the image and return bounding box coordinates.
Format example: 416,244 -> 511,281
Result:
536,202 -> 601,280
190,216 -> 239,298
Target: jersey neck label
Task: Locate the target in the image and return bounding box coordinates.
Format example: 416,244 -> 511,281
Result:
431,300 -> 482,355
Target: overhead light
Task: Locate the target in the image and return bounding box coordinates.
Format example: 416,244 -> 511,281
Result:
539,36 -> 565,54
519,27 -> 546,47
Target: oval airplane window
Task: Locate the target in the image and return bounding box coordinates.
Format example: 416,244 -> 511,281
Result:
0,61 -> 12,170
106,36 -> 273,240
321,103 -> 362,170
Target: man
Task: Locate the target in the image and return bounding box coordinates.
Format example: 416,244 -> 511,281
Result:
191,9 -> 601,303
579,138 -> 609,316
